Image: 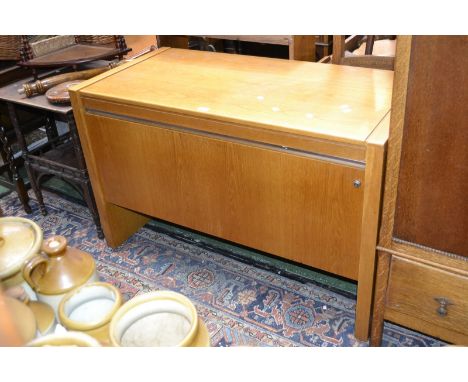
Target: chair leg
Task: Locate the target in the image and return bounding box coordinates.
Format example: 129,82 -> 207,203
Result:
0,125 -> 31,213
0,144 -> 13,181
24,164 -> 46,215
82,181 -> 103,239
14,172 -> 31,214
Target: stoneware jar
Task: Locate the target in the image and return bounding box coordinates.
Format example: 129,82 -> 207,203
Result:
109,290 -> 210,347
27,331 -> 101,347
1,296 -> 37,345
3,286 -> 56,337
22,235 -> 99,316
0,217 -> 42,300
58,282 -> 122,345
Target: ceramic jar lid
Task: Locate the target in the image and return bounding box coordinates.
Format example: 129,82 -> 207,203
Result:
23,235 -> 96,295
0,217 -> 43,279
28,301 -> 56,335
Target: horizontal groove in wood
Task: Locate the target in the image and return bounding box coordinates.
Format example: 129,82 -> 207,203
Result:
377,244 -> 468,276
85,107 -> 365,169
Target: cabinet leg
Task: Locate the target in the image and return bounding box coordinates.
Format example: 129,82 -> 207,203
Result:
370,250 -> 392,346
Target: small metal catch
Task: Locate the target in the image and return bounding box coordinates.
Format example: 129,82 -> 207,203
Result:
353,180 -> 361,188
434,297 -> 453,317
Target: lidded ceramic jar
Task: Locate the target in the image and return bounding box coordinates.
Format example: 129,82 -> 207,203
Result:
22,235 -> 99,316
0,217 -> 42,301
109,291 -> 210,347
58,282 -> 122,345
1,296 -> 37,345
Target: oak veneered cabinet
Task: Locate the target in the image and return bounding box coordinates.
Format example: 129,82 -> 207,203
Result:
70,47 -> 394,340
371,36 -> 468,345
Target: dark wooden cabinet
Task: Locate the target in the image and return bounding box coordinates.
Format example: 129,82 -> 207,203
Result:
370,36 -> 468,345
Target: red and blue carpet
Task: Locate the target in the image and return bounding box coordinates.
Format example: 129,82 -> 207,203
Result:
1,190 -> 445,347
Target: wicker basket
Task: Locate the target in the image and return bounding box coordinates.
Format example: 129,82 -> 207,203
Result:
75,35 -> 116,47
30,35 -> 75,58
0,35 -> 22,61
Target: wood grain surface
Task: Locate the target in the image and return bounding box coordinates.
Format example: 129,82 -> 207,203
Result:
85,112 -> 365,279
372,36 -> 468,346
393,36 -> 468,256
79,48 -> 393,145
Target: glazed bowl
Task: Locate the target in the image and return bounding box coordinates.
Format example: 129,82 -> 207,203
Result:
109,290 -> 210,347
58,282 -> 122,345
0,217 -> 42,300
27,331 -> 101,347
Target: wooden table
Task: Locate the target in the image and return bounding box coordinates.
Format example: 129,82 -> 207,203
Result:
70,47 -> 394,340
0,70 -> 103,237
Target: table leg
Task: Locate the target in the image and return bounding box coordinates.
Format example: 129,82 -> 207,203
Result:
0,125 -> 31,213
45,112 -> 59,148
66,112 -> 87,170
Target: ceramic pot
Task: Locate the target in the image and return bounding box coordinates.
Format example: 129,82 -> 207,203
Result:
58,282 -> 122,345
22,235 -> 99,316
27,331 -> 101,347
1,296 -> 37,345
0,217 -> 42,300
109,290 -> 210,347
28,300 -> 56,336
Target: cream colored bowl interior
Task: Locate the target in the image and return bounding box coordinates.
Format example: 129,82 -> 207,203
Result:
63,285 -> 118,325
114,299 -> 195,347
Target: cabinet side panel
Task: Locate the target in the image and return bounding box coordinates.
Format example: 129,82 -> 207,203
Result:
393,36 -> 468,256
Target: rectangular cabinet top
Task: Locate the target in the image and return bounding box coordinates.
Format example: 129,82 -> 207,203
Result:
78,48 -> 393,144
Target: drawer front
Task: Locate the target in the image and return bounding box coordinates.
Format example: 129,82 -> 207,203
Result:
387,257 -> 468,334
83,112 -> 365,279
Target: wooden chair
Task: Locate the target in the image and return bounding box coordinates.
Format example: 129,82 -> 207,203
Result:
0,40 -> 47,213
326,35 -> 396,70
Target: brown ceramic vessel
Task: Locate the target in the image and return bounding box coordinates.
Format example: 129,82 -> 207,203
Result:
22,235 -> 99,316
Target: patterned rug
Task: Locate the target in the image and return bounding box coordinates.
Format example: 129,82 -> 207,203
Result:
0,190 -> 445,347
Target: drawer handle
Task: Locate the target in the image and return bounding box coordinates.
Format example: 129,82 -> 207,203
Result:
434,297 -> 453,317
